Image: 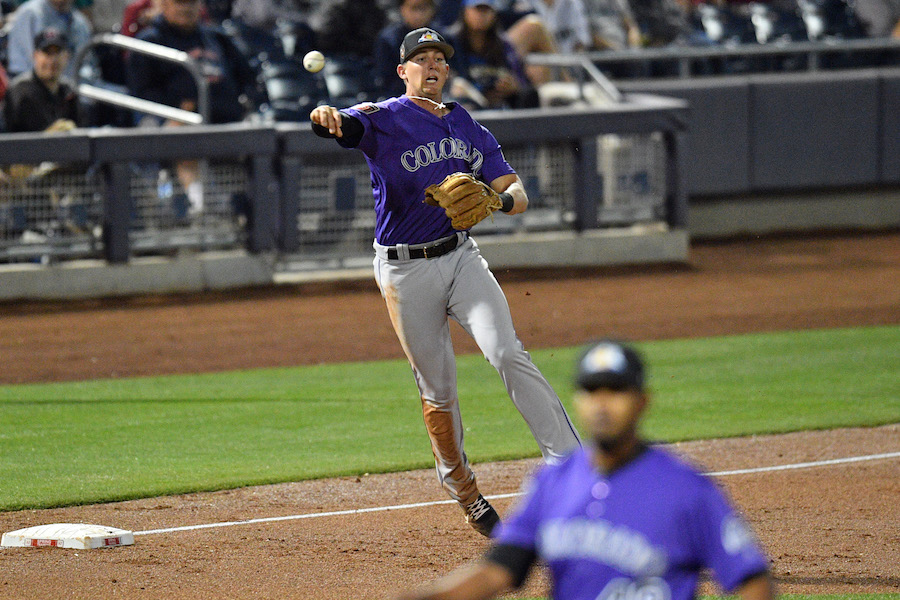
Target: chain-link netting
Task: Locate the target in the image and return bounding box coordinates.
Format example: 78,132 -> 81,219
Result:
0,160 -> 250,264
1,134 -> 667,265
0,163 -> 102,264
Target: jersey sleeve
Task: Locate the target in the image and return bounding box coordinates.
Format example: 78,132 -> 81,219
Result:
340,103 -> 384,154
472,120 -> 516,184
689,477 -> 771,592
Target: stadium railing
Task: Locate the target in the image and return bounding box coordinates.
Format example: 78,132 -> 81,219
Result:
527,38 -> 900,80
0,97 -> 689,268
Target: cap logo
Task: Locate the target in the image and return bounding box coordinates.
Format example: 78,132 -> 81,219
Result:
582,345 -> 627,374
418,31 -> 439,43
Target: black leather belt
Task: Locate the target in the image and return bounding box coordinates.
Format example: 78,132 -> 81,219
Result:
387,235 -> 461,260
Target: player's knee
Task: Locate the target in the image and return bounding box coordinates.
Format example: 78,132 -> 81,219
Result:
484,344 -> 522,372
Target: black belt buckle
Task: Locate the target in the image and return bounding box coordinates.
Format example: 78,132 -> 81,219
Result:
422,242 -> 439,259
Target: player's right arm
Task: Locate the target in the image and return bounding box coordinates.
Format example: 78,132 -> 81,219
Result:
309,106 -> 365,148
310,105 -> 345,137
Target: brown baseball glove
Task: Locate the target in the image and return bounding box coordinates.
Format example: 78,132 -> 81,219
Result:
424,172 -> 503,230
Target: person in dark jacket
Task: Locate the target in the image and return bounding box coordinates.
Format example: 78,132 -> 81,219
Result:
126,0 -> 257,124
4,28 -> 80,133
126,0 -> 258,217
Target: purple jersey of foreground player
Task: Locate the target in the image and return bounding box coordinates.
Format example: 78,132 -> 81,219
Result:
340,96 -> 515,246
495,446 -> 770,600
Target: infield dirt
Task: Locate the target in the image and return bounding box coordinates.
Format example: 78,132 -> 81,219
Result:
0,231 -> 898,599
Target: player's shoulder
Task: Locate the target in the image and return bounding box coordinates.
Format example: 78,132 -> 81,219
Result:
346,97 -> 400,116
643,445 -> 717,487
536,446 -> 593,483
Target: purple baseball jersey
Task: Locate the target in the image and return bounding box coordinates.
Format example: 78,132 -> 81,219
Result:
495,446 -> 770,600
340,96 -> 516,246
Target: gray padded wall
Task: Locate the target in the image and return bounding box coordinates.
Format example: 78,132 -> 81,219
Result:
881,70 -> 900,183
618,78 -> 751,196
749,71 -> 881,189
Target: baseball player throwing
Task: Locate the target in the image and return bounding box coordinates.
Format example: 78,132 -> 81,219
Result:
398,340 -> 776,600
310,28 -> 580,537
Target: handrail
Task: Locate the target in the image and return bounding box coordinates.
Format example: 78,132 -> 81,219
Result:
71,32 -> 209,125
527,37 -> 900,78
532,54 -> 624,103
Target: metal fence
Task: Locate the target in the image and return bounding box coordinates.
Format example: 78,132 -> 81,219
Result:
0,97 -> 688,268
528,37 -> 900,80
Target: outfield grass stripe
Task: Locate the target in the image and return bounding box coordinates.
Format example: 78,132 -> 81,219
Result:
133,452 -> 898,537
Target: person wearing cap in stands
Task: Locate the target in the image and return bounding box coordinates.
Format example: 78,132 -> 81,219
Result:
398,339 -> 775,600
4,27 -> 80,132
5,0 -> 93,79
310,28 -> 581,538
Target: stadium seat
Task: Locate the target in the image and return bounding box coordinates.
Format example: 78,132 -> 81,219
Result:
221,18 -> 286,70
259,59 -> 330,122
321,54 -> 379,108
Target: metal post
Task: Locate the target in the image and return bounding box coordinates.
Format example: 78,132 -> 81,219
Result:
248,154 -> 279,252
279,156 -> 302,252
663,130 -> 689,229
101,162 -> 131,263
572,137 -> 600,231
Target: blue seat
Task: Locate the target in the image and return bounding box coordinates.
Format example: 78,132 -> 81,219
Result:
259,60 -> 331,122
321,54 -> 378,107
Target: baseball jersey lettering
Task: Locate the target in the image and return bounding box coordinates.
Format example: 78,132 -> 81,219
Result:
539,519 -> 667,576
598,577 -> 672,600
399,138 -> 484,174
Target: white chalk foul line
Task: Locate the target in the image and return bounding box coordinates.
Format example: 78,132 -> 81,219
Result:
134,451 -> 900,537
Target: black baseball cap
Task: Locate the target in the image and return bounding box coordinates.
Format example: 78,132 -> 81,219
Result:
575,340 -> 645,392
34,28 -> 69,52
400,27 -> 454,63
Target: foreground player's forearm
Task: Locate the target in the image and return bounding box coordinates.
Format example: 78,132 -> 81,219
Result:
737,572 -> 776,600
397,561 -> 514,600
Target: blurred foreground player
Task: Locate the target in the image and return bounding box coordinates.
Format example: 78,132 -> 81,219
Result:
399,340 -> 775,600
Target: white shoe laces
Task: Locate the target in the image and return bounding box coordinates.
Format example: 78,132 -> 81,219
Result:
466,496 -> 492,522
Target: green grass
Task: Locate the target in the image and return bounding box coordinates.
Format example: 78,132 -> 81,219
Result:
0,325 -> 897,511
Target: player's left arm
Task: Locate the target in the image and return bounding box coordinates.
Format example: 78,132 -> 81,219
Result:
396,559 -> 515,600
490,174 -> 528,216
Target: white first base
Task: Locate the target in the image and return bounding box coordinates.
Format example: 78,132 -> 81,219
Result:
2,523 -> 134,549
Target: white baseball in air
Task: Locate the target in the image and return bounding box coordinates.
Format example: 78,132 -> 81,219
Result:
303,50 -> 325,73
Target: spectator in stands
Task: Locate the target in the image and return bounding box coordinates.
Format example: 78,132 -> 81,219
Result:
447,0 -> 539,109
853,0 -> 900,38
120,0 -> 163,35
230,0 -> 307,31
85,0 -> 133,33
203,0 -> 232,21
0,64 -> 8,105
585,0 -> 642,49
312,0 -> 387,62
4,27 -> 81,132
127,0 -> 257,216
530,0 -> 592,52
373,0 -> 443,98
5,0 -> 93,78
630,0 -> 696,46
435,0 -> 556,84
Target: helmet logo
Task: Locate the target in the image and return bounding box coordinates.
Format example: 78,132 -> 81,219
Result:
582,345 -> 627,374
